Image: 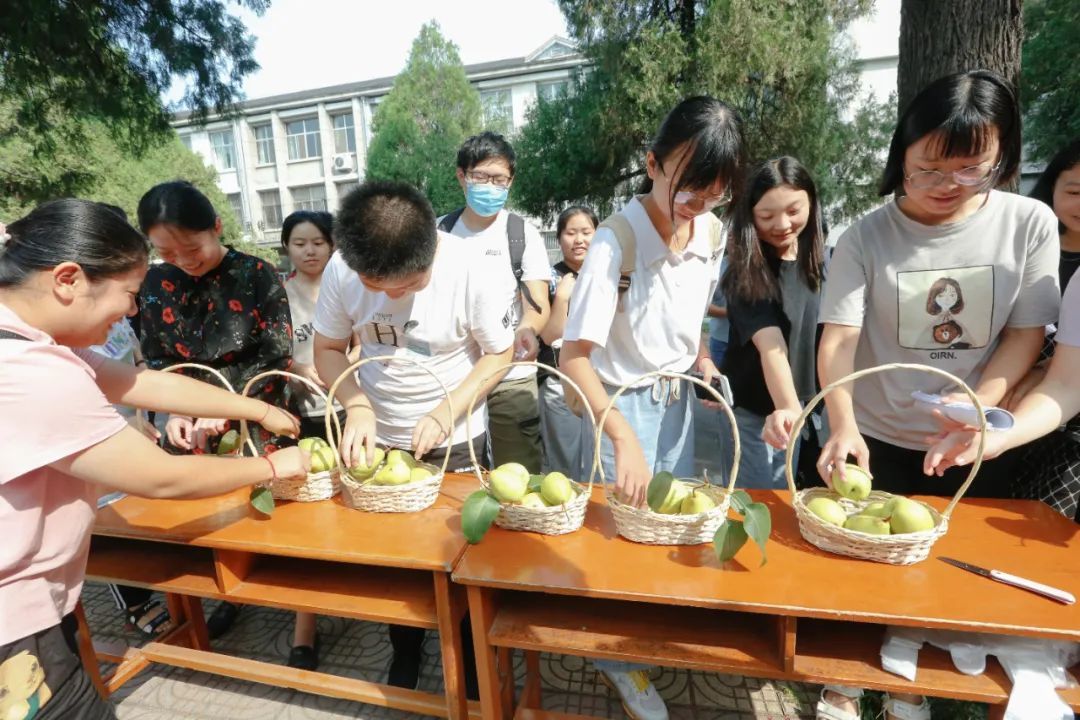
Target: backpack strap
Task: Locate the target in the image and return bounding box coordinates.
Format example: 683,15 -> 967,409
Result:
0,329 -> 30,341
436,207 -> 466,234
599,212 -> 636,295
507,213 -> 541,313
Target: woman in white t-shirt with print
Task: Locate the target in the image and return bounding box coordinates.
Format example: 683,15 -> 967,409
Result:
560,96 -> 746,720
814,70 -> 1060,720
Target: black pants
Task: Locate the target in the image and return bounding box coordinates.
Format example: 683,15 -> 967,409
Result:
862,434 -> 1021,499
0,614 -> 115,719
389,617 -> 479,699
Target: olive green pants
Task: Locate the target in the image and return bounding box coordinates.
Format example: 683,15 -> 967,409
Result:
487,374 -> 544,472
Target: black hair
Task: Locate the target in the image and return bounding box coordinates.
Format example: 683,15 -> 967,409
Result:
137,180 -> 218,234
1030,139 -> 1080,234
640,96 -> 746,219
335,180 -> 437,279
0,198 -> 149,288
281,210 -> 334,250
97,203 -> 129,222
879,70 -> 1021,196
456,131 -> 517,176
723,156 -> 824,304
556,206 -> 599,237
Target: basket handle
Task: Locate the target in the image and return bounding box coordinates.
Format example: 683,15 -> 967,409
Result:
322,354 -> 453,478
783,362 -> 986,520
147,363 -> 249,454
238,369 -> 334,458
463,361 -> 599,492
594,370 -> 740,494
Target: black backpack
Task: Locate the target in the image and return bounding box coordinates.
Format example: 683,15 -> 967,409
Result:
438,208 -> 541,313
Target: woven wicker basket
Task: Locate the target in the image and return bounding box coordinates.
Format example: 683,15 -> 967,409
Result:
147,363 -> 248,456
324,354 -> 452,513
238,370 -> 340,502
465,361 -> 596,536
784,362 -> 987,565
596,370 -> 741,545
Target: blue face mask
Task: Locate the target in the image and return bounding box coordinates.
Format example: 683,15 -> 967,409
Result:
465,183 -> 509,217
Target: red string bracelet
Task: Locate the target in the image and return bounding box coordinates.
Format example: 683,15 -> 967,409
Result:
261,456 -> 277,483
257,403 -> 272,424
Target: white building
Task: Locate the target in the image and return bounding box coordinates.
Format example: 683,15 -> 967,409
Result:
174,5 -> 902,246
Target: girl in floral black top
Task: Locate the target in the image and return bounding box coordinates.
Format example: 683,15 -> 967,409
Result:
137,181 -> 295,456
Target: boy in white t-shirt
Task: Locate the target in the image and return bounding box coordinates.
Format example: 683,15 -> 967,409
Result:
313,180 -> 512,693
439,132 -> 551,472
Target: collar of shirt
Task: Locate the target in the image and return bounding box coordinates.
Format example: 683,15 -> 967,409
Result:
629,198 -> 711,270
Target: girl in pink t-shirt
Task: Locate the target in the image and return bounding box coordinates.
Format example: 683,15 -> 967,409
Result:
0,201 -> 309,719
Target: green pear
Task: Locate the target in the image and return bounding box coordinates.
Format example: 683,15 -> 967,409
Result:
489,467 -> 529,503
656,480 -> 691,514
373,461 -> 411,486
298,437 -> 328,452
680,488 -> 717,515
309,444 -> 338,474
409,467 -> 433,484
860,501 -> 891,518
348,448 -> 386,480
806,497 -> 847,527
386,449 -> 416,469
540,472 -> 574,506
888,497 -> 936,534
520,492 -> 548,509
217,429 -> 241,455
496,462 -> 530,483
844,515 -> 891,535
830,463 -> 873,501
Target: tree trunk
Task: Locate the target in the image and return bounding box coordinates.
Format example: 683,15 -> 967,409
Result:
897,0 -> 1024,116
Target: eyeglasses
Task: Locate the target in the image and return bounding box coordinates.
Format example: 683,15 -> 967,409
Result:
674,189 -> 732,213
465,170 -> 513,188
904,163 -> 999,190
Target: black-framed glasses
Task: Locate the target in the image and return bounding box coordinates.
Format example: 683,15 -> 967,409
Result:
465,170 -> 512,188
904,163 -> 999,190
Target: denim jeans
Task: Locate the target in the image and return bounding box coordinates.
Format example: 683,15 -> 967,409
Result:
539,376 -> 583,476
723,406 -> 801,490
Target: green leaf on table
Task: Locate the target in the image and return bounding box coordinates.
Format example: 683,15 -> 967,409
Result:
462,491 -> 501,544
742,502 -> 772,566
527,474 -> 544,493
646,471 -> 674,512
713,520 -> 748,563
250,486 -> 275,516
730,489 -> 752,514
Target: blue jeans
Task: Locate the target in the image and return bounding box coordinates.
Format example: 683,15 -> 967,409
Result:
723,406 -> 801,490
709,337 -> 728,370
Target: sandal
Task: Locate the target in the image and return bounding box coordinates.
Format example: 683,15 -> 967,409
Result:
816,685 -> 863,720
883,694 -> 931,720
125,599 -> 171,639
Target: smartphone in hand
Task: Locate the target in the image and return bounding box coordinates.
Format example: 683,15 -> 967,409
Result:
689,371 -> 734,406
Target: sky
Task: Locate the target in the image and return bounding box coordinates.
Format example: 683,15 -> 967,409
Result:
227,0 -> 570,102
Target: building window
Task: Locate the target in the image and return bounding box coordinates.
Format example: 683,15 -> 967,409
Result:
179,134 -> 193,150
292,184 -> 327,212
336,181 -> 359,201
226,193 -> 244,224
253,124 -> 275,165
537,80 -> 569,103
333,113 -> 356,154
285,117 -> 321,161
259,190 -> 282,229
209,129 -> 236,171
481,89 -> 514,134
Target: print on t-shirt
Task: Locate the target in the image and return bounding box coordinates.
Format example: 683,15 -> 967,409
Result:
364,319 -> 432,357
897,266 -> 994,350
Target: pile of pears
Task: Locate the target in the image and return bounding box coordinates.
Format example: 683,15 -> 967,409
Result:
806,463 -> 936,535
298,437 -> 339,474
488,463 -> 577,508
651,475 -> 717,515
347,447 -> 434,486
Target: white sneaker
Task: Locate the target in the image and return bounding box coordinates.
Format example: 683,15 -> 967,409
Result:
598,667 -> 669,720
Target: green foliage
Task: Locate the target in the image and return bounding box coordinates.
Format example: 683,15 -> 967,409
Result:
1022,0 -> 1080,163
365,21 -> 482,215
515,0 -> 894,224
0,0 -> 264,159
461,490 -> 502,543
249,486 -> 275,516
715,489 -> 772,566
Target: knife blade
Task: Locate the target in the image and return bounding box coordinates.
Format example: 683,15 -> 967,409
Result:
939,557 -> 1075,605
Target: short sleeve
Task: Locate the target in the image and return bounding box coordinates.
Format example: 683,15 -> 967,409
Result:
563,227 -> 621,347
1006,203 -> 1062,328
0,346 -> 125,483
520,220 -> 552,283
1055,273 -> 1080,348
313,254 -> 355,340
818,225 -> 867,327
728,297 -> 784,348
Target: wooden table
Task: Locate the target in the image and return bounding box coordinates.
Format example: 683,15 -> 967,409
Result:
83,473 -> 480,719
452,488 -> 1080,719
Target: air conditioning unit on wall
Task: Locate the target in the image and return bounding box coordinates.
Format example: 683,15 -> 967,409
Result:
332,153 -> 355,173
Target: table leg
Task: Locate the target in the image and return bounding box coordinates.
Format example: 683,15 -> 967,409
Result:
435,571 -> 469,720
522,651 -> 542,709
986,704 -> 1007,720
181,594 -> 211,650
497,647 -> 514,715
467,585 -> 505,720
73,601 -> 109,700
